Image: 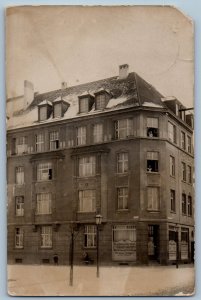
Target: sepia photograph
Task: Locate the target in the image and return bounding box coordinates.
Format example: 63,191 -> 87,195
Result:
6,5 -> 195,296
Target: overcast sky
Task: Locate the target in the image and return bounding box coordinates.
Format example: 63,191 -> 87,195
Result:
6,6 -> 194,107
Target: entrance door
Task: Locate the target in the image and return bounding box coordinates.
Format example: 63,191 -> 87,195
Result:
148,225 -> 159,261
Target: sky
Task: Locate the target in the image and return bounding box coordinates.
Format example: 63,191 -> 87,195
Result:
6,5 -> 194,107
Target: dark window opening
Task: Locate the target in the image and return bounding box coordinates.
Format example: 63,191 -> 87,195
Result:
147,160 -> 158,172
55,140 -> 59,149
48,169 -> 52,180
147,128 -> 158,137
15,258 -> 23,264
42,259 -> 50,264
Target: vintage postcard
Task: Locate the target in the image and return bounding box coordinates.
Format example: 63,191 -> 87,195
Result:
6,5 -> 194,296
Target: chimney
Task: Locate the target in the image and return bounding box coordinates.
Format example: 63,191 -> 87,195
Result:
119,64 -> 129,79
61,82 -> 67,90
24,80 -> 34,109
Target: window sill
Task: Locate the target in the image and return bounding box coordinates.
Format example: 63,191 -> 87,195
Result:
146,172 -> 159,175
117,209 -> 129,213
84,246 -> 96,249
147,209 -> 160,213
40,246 -> 52,249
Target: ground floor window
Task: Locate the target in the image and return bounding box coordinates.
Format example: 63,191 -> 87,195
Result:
84,225 -> 96,248
112,225 -> 136,261
41,226 -> 52,248
181,228 -> 189,260
168,226 -> 178,261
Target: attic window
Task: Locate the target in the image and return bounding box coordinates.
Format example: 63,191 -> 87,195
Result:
96,94 -> 106,110
54,103 -> 62,118
53,99 -> 69,118
80,98 -> 89,113
38,101 -> 52,121
39,106 -> 47,121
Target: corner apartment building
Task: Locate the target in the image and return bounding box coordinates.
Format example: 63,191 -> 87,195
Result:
7,64 -> 194,265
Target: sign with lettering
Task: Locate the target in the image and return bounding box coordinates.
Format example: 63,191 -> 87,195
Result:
169,240 -> 176,260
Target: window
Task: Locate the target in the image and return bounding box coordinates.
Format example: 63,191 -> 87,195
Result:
96,94 -> 106,110
84,225 -> 96,248
147,152 -> 159,172
15,196 -> 24,216
77,126 -> 86,145
115,119 -> 133,139
79,98 -> 89,113
37,163 -> 52,181
117,187 -> 128,210
15,228 -> 23,248
170,156 -> 175,177
54,103 -> 62,118
168,122 -> 176,143
181,131 -> 186,150
35,133 -> 44,152
117,152 -> 128,174
79,156 -> 96,177
16,166 -> 24,185
187,136 -> 192,153
78,190 -> 96,212
147,187 -> 159,211
182,162 -> 186,181
16,137 -> 28,154
187,165 -> 192,184
36,193 -> 52,215
187,196 -> 192,216
41,226 -> 52,248
39,106 -> 47,121
182,193 -> 187,215
93,123 -> 103,143
50,131 -> 59,150
147,117 -> 159,137
170,190 -> 176,212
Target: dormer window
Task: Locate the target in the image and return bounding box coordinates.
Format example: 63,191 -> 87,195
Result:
78,93 -> 94,113
94,89 -> 111,110
53,99 -> 69,118
38,100 -> 52,121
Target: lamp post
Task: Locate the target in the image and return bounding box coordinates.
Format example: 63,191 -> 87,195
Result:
95,214 -> 103,278
69,222 -> 80,286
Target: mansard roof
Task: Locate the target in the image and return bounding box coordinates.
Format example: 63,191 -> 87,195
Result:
7,72 -> 166,130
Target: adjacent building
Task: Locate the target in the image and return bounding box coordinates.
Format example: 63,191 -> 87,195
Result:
7,64 -> 194,265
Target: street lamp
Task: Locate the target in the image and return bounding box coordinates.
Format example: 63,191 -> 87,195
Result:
95,214 -> 103,278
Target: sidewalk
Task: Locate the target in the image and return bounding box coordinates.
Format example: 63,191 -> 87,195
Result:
8,264 -> 195,296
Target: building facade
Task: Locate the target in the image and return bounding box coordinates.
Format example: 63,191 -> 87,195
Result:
7,65 -> 194,265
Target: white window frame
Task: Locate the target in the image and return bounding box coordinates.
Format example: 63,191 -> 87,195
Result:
39,106 -> 47,121
115,119 -> 133,139
41,226 -> 52,248
37,162 -> 53,181
50,131 -> 59,150
78,190 -> 96,212
16,166 -> 24,185
181,131 -> 186,150
79,98 -> 88,113
93,123 -> 103,143
84,225 -> 96,248
15,196 -> 24,216
117,152 -> 128,174
147,187 -> 160,211
117,187 -> 128,210
36,193 -> 52,215
170,189 -> 176,212
77,126 -> 87,145
96,94 -> 106,110
35,133 -> 44,152
147,117 -> 159,137
15,227 -> 23,248
16,136 -> 28,154
170,156 -> 175,177
168,122 -> 176,143
79,156 -> 96,177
